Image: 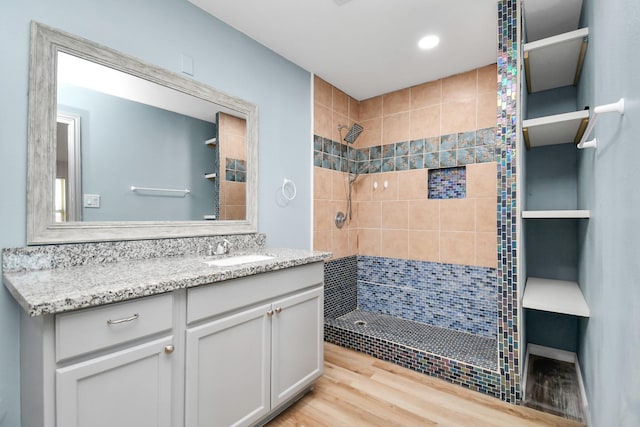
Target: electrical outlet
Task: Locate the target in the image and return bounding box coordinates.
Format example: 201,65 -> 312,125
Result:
84,194 -> 100,208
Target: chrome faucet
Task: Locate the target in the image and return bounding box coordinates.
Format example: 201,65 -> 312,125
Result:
212,238 -> 231,255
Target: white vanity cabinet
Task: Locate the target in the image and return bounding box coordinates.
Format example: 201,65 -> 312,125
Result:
184,263 -> 324,427
19,261 -> 324,427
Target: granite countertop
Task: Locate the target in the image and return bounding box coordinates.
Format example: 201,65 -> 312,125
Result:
3,247 -> 331,317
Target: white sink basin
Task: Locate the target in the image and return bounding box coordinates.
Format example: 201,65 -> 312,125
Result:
203,254 -> 275,267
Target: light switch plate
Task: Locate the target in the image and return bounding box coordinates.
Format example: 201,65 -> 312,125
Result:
84,194 -> 100,208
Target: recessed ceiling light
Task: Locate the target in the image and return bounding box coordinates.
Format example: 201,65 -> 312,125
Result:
418,35 -> 440,50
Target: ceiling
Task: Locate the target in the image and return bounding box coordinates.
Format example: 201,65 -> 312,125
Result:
188,0 -> 499,101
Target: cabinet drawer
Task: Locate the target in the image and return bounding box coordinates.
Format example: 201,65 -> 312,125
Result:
56,293 -> 173,362
187,262 -> 324,324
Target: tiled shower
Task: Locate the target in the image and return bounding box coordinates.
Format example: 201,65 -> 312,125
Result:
314,0 -> 520,402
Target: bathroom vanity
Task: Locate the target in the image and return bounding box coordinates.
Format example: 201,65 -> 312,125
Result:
4,246 -> 328,427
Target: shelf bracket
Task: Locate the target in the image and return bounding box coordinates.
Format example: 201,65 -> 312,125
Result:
577,98 -> 625,149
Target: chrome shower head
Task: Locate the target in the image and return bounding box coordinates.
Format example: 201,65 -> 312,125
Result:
342,123 -> 364,144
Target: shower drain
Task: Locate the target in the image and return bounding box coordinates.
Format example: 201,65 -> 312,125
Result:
354,320 -> 367,326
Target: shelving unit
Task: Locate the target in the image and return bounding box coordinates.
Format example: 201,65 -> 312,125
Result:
204,173 -> 217,180
522,210 -> 589,219
523,277 -> 590,317
524,28 -> 588,93
205,137 -> 217,147
521,1 -> 590,419
522,110 -> 589,149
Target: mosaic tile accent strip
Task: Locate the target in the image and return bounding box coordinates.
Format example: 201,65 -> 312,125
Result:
225,158 -> 246,182
324,256 -> 358,319
314,127 -> 496,175
325,322 -> 502,397
2,234 -> 266,272
358,256 -> 497,338
329,310 -> 497,370
428,167 -> 466,199
497,0 -> 521,403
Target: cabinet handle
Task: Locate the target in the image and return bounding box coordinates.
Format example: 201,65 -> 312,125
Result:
106,313 -> 139,325
164,345 -> 175,354
266,310 -> 274,317
275,307 -> 282,314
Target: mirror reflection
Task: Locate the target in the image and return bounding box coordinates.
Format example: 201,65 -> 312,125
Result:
55,52 -> 246,223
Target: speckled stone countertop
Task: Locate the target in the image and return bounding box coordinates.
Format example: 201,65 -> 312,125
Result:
3,247 -> 331,317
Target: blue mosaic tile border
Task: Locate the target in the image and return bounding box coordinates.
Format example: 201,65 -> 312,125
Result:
313,127 -> 496,174
357,256 -> 497,338
324,324 -> 502,397
324,256 -> 358,319
497,0 -> 521,403
428,167 -> 466,199
225,158 -> 246,182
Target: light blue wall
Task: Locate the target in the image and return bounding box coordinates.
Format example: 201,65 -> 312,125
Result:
59,85 -> 218,222
577,0 -> 640,425
0,0 -> 311,424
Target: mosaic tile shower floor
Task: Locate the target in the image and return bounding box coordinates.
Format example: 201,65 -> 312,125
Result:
327,309 -> 497,371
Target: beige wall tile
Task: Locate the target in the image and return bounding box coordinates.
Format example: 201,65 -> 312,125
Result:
441,99 -> 477,134
411,80 -> 441,109
382,112 -> 411,145
333,88 -> 349,117
218,205 -> 227,220
410,105 -> 441,140
381,201 -> 408,229
225,205 -> 245,220
476,197 -> 496,232
349,97 -> 360,123
372,172 -> 398,201
314,76 -> 332,107
477,91 -> 498,130
408,230 -> 439,262
313,230 -> 331,253
332,228 -> 349,259
409,200 -> 439,230
440,199 -> 475,232
358,228 -> 381,257
467,162 -> 497,198
354,175 -> 373,201
358,118 -> 382,148
358,201 -> 381,228
314,167 -> 332,200
225,181 -> 246,205
442,69 -> 477,103
398,170 -> 428,200
477,64 -> 497,94
314,200 -> 333,231
360,96 -> 382,121
476,231 -> 497,268
332,170 -> 348,201
314,103 -> 332,139
348,228 -> 359,255
225,134 -> 246,160
380,230 -> 408,259
383,88 -> 410,116
440,232 -> 475,265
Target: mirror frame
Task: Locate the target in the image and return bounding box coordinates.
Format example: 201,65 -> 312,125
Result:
27,22 -> 258,244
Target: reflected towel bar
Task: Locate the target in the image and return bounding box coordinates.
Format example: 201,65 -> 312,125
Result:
130,186 -> 190,196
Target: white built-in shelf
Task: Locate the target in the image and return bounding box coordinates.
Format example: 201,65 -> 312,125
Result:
203,215 -> 216,220
205,137 -> 217,146
204,173 -> 217,180
523,277 -> 590,317
523,0 -> 584,42
522,210 -> 590,219
524,27 -> 589,93
522,109 -> 589,149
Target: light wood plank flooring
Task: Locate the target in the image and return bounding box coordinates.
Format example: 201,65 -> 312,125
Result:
267,343 -> 584,427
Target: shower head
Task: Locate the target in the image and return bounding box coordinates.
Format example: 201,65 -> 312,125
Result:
342,123 -> 364,144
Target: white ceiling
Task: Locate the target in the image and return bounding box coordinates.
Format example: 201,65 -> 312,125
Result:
188,0 -> 499,100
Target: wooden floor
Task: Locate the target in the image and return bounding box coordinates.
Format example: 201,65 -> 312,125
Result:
267,343 -> 584,427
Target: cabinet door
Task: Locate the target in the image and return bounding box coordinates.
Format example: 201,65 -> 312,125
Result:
271,286 -> 323,408
185,303 -> 271,427
56,336 -> 174,427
